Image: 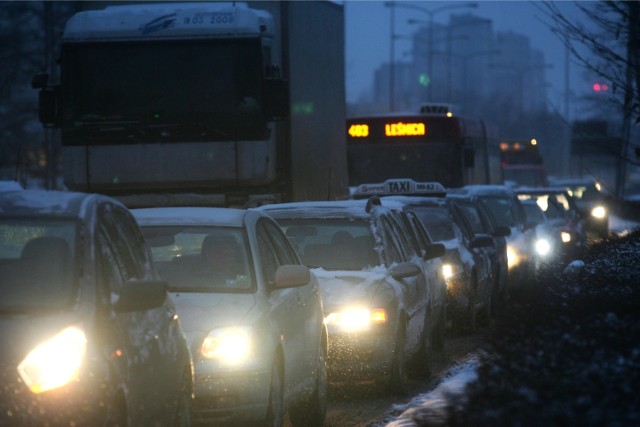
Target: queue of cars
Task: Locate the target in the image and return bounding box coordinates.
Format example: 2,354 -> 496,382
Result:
1,176 -> 592,425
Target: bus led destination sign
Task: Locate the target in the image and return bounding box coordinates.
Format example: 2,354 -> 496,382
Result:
385,121 -> 426,137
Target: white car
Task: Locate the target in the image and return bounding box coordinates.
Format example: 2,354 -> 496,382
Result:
133,207 -> 327,427
257,198 -> 445,393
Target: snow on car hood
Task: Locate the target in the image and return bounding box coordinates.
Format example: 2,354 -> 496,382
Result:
311,265 -> 389,310
170,292 -> 256,334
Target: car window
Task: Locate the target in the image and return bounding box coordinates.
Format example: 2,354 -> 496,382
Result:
479,196 -> 517,227
411,206 -> 457,242
142,225 -> 252,291
379,215 -> 408,264
99,204 -> 144,281
0,219 -> 76,310
276,217 -> 379,270
257,224 -> 280,285
262,219 -> 299,265
97,226 -> 126,296
453,201 -> 484,235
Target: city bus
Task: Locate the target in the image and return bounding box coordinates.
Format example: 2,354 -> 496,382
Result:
346,105 -> 501,189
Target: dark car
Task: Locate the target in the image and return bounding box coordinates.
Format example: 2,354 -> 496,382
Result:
515,186 -> 587,260
0,189 -> 194,426
446,191 -> 511,312
549,177 -> 610,237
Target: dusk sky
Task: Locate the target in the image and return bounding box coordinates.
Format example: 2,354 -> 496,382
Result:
344,1 -> 590,110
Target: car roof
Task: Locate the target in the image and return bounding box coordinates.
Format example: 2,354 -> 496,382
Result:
0,189 -> 104,219
132,207 -> 250,227
256,199 -> 391,220
462,185 -> 516,197
381,195 -> 448,208
515,186 -> 570,195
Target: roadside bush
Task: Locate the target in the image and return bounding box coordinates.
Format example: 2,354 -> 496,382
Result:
448,230 -> 640,426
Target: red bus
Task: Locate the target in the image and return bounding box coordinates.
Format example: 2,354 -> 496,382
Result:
346,105 -> 501,189
499,139 -> 548,187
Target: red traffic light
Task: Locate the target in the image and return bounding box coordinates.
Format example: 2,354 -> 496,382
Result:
592,82 -> 609,92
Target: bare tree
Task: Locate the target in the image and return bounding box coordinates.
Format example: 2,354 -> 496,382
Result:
541,1 -> 640,197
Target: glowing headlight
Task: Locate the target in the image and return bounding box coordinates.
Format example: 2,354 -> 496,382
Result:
561,231 -> 572,243
534,238 -> 552,256
324,307 -> 387,332
442,263 -> 454,280
201,327 -> 252,363
591,205 -> 606,219
17,326 -> 87,394
507,245 -> 520,269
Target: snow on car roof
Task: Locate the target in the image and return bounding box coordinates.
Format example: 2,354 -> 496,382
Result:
131,207 -> 248,226
381,195 -> 447,207
257,199 -> 378,219
463,185 -> 516,196
0,189 -> 100,218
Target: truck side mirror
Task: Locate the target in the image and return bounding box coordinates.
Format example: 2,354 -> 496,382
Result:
38,87 -> 61,128
264,78 -> 289,119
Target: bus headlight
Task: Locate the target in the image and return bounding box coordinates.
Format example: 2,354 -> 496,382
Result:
201,326 -> 252,364
324,307 -> 387,332
534,237 -> 552,256
561,231 -> 572,243
17,326 -> 87,394
591,205 -> 607,219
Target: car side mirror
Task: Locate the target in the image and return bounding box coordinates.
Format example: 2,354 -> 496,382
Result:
114,280 -> 167,312
274,264 -> 310,289
469,234 -> 494,249
493,225 -> 511,237
423,243 -> 445,260
389,262 -> 421,280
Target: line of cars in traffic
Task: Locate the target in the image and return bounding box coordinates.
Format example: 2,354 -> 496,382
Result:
0,176 -> 599,426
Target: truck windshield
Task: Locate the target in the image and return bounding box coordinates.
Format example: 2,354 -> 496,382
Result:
61,38 -> 266,141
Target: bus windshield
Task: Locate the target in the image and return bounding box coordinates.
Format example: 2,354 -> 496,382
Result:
61,39 -> 266,141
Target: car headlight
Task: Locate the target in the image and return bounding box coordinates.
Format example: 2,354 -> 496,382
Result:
591,205 -> 607,219
442,263 -> 454,280
534,237 -> 552,256
507,245 -> 521,269
17,326 -> 87,394
561,231 -> 572,243
201,326 -> 252,364
324,307 -> 387,332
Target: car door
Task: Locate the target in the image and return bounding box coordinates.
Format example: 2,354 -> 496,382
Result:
379,213 -> 425,352
96,203 -> 178,422
256,219 -> 308,393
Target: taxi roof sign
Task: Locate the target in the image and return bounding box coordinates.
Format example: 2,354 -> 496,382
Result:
352,179 -> 446,199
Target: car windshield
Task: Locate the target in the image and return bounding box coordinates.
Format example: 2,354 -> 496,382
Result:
518,194 -> 570,220
275,218 -> 379,270
478,196 -> 517,227
0,219 -> 77,312
522,203 -> 545,224
141,226 -> 253,292
410,207 -> 457,242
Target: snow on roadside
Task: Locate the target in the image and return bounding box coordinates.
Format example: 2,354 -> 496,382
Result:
381,354 -> 481,427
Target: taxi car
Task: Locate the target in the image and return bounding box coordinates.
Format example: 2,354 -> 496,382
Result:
359,179 -> 498,333
133,207 -> 327,426
0,189 -> 193,426
520,199 -> 562,262
258,197 -> 445,393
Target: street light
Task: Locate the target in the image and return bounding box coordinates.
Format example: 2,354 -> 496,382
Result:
386,1 -> 478,102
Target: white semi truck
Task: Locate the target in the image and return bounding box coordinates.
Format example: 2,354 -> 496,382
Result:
34,1 -> 348,207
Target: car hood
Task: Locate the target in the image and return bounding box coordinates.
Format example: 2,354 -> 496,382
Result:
170,292 -> 257,335
0,311 -> 79,363
311,266 -> 388,311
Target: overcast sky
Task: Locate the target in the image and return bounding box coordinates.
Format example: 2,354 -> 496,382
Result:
344,1 -> 589,109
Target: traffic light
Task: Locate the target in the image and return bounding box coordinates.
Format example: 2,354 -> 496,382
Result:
592,82 -> 609,92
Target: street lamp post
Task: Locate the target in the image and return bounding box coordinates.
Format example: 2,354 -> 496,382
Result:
387,1 -> 478,102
